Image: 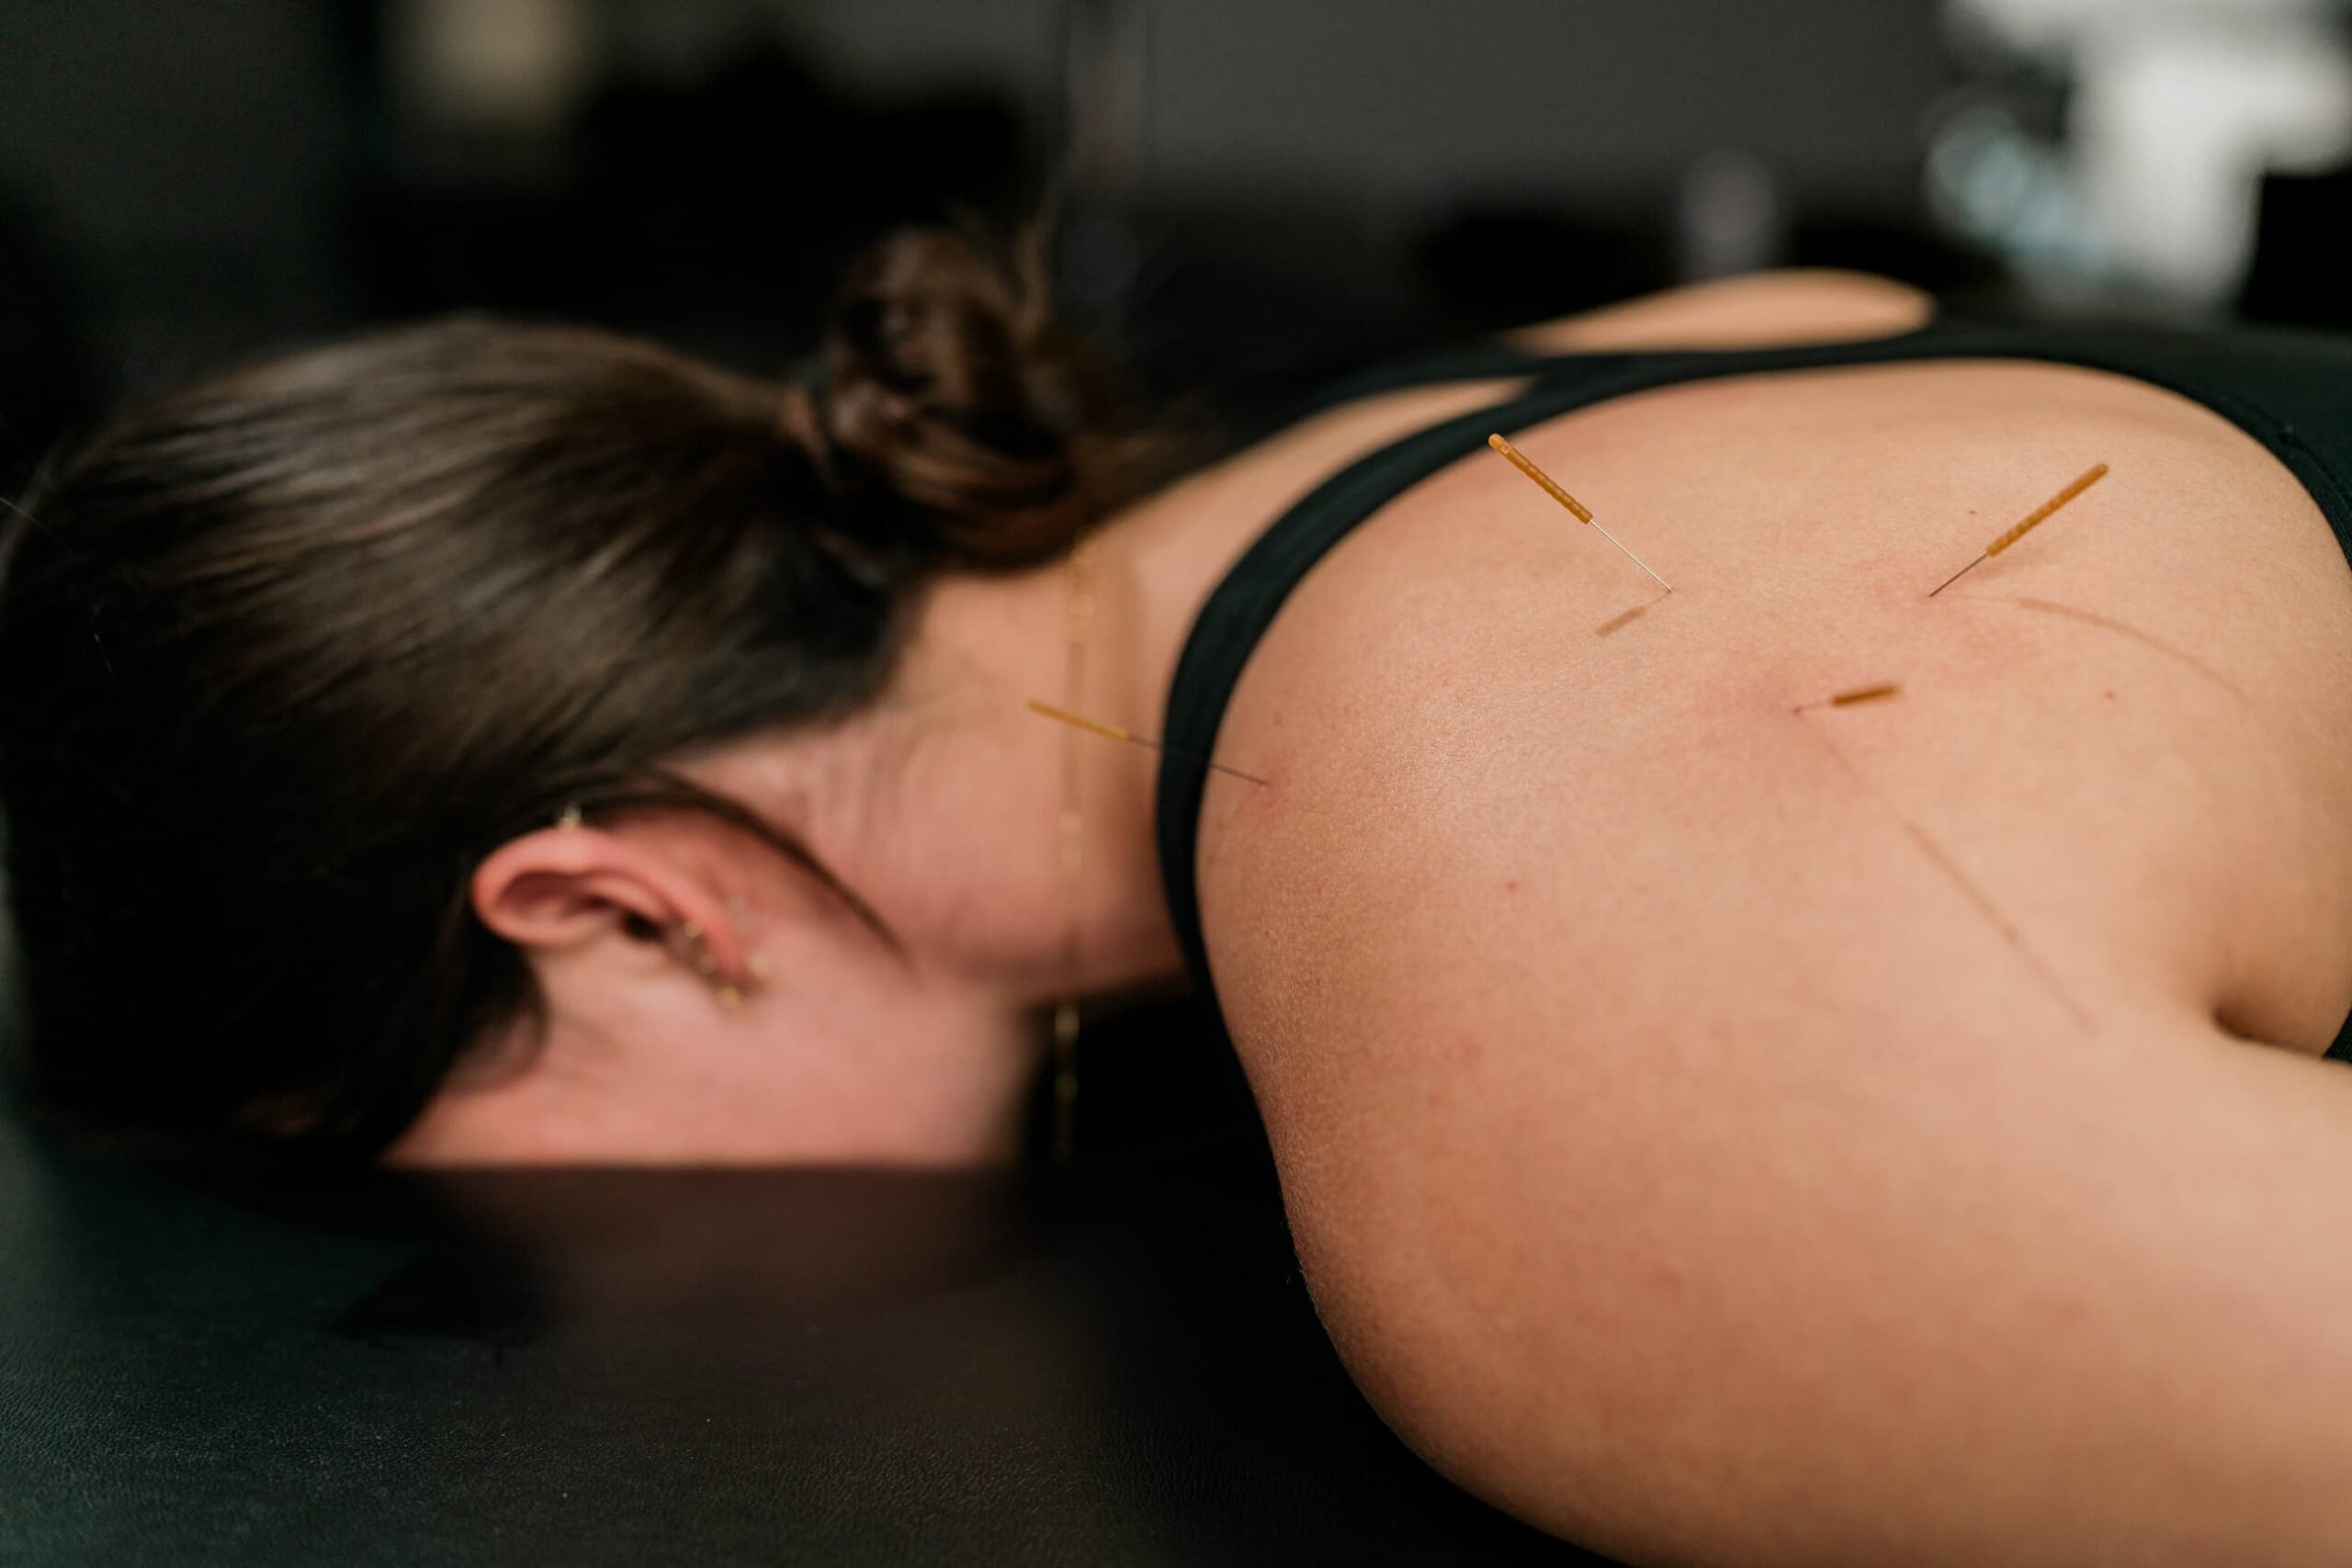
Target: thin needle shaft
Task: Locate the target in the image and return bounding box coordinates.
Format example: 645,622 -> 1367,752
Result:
1928,463 -> 2109,597
1487,434 -> 1674,594
1026,700 -> 1268,786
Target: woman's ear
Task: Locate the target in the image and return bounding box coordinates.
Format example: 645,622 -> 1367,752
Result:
469,821 -> 752,981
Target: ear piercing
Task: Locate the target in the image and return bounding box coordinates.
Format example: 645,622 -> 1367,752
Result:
670,919 -> 769,1013
552,807 -> 767,1010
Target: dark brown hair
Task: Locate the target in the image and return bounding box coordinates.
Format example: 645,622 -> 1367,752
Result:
0,225 -> 1159,1165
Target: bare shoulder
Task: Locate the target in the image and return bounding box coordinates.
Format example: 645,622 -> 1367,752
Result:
1506,268 -> 1935,355
1120,275 -> 1939,630
1188,354 -> 2352,1556
1200,357 -> 2352,1091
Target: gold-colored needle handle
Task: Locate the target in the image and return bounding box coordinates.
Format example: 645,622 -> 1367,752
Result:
1027,699 -> 1131,744
1487,434 -> 1595,523
1794,682 -> 1905,714
1931,462 -> 2112,595
1986,463 -> 2109,558
1487,434 -> 1674,592
1025,700 -> 1268,785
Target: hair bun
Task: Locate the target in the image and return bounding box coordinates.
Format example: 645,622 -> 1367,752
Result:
803,226 -> 1151,568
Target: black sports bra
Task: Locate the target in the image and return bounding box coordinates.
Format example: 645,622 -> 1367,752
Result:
1150,312 -> 2352,1056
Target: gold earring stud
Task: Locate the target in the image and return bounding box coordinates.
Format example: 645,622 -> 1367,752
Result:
555,804 -> 584,830
672,919 -> 754,1007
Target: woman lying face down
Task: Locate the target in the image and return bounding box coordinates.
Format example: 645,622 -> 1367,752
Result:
17,233 -> 2352,1566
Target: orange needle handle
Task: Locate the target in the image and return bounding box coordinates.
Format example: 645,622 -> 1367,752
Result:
1487,434 -> 1595,523
1985,464 -> 2109,558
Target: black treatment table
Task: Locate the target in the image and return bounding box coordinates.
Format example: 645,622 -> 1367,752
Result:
0,1001 -> 1620,1567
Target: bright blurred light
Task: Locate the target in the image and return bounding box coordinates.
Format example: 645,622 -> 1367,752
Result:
1939,0 -> 2352,304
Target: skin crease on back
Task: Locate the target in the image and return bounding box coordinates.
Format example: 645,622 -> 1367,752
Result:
1190,295 -> 2352,1562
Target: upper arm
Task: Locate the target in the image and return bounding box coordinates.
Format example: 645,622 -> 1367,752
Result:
1506,268 -> 1934,355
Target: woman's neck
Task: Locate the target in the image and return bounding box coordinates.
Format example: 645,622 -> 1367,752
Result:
1070,388 -> 1533,990
1060,475 -> 1277,988
885,378 -> 1519,1006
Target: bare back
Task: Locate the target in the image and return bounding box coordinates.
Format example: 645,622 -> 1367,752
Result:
1147,280 -> 2352,1562
1204,356 -> 2352,1058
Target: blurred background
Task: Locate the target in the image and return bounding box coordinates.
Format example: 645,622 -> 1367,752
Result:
5,0 -> 2352,501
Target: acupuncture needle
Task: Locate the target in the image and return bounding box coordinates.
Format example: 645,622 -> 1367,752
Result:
1487,434 -> 1674,594
1928,463 -> 2109,598
1026,699 -> 1269,785
1792,682 -> 1903,715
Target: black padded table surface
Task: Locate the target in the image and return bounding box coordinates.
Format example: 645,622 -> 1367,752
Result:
0,1101 -> 1617,1565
